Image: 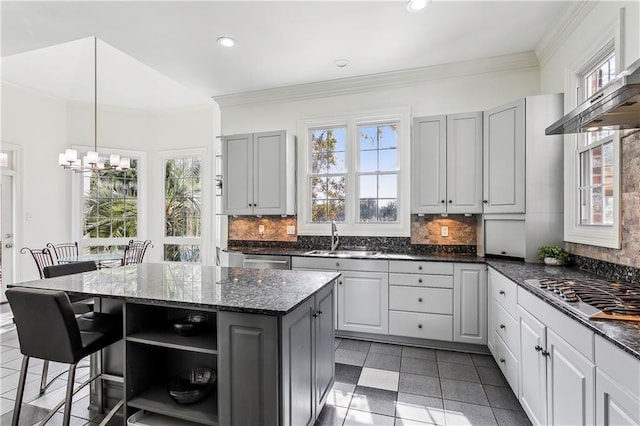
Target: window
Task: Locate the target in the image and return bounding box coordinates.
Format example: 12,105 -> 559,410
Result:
564,46 -> 621,248
163,155 -> 202,262
299,108 -> 410,236
77,150 -> 146,254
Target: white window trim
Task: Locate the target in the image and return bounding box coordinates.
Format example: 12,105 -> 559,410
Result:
72,146 -> 148,250
297,107 -> 411,236
563,20 -> 622,249
159,147 -> 212,264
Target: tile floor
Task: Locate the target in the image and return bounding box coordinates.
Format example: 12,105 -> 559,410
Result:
1,301 -> 531,425
318,337 -> 532,425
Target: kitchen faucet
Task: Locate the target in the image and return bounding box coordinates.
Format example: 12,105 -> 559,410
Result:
330,220 -> 340,251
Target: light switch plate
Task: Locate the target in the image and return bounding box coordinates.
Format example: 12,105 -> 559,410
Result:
258,225 -> 265,235
286,225 -> 296,235
441,226 -> 449,237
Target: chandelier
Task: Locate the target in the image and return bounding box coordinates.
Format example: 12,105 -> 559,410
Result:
58,37 -> 131,173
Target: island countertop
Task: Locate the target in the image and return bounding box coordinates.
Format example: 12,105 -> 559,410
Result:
8,263 -> 340,315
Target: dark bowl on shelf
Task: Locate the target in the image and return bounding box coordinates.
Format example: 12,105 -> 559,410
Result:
171,313 -> 209,336
168,368 -> 216,405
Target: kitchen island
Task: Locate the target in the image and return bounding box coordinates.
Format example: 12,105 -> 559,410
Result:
9,263 -> 340,426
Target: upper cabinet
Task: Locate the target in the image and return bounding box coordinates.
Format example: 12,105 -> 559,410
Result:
483,99 -> 525,214
222,130 -> 296,215
412,112 -> 483,214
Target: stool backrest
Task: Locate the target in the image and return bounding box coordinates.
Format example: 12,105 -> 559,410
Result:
20,247 -> 55,279
43,261 -> 97,278
46,242 -> 79,264
6,288 -> 83,364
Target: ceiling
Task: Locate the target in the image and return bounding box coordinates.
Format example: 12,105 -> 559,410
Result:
1,1 -> 572,109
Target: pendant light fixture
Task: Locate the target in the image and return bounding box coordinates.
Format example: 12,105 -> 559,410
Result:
58,37 -> 131,173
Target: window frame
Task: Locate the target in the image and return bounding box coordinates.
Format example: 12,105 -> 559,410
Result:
563,35 -> 621,249
159,147 -> 211,264
72,146 -> 147,252
297,107 -> 410,236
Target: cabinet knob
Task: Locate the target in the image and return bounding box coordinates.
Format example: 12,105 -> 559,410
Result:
339,281 -> 342,285
501,251 -> 507,255
313,312 -> 319,318
418,324 -> 422,329
418,298 -> 423,302
418,266 -> 422,270
336,262 -> 340,268
441,200 -> 445,203
542,350 -> 550,357
499,358 -> 505,364
483,200 -> 488,204
499,290 -> 505,295
535,345 -> 543,352
499,324 -> 506,329
318,310 -> 323,315
448,200 -> 452,203
418,278 -> 423,283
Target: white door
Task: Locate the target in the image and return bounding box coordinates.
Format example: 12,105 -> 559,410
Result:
447,112 -> 483,214
338,270 -> 389,334
518,305 -> 547,426
546,329 -> 595,426
1,174 -> 15,303
411,115 -> 447,214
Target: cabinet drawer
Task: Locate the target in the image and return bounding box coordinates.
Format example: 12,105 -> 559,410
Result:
389,286 -> 453,314
493,331 -> 519,394
389,273 -> 453,288
389,311 -> 452,341
389,261 -> 453,275
291,256 -> 388,272
489,268 -> 518,318
485,220 -> 525,258
494,302 -> 518,353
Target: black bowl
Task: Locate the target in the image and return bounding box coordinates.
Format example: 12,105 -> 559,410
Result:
172,313 -> 209,336
168,368 -> 216,405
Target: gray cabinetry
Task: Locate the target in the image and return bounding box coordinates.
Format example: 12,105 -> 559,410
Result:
482,94 -> 564,262
453,263 -> 487,345
222,130 -> 296,215
412,112 -> 483,214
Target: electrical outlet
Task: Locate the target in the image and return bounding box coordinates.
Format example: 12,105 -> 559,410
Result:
441,226 -> 449,237
286,225 -> 296,235
258,225 -> 265,235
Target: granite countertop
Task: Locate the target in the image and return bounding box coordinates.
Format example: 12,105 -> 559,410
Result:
9,263 -> 340,316
488,259 -> 640,360
227,246 -> 484,263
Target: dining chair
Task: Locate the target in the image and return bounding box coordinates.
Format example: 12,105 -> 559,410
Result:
122,239 -> 152,265
46,242 -> 79,264
19,247 -> 55,279
6,287 -> 123,426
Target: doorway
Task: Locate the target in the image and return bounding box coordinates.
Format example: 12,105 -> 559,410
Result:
1,151 -> 17,303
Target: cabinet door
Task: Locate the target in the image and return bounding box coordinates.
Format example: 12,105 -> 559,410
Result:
412,116 -> 446,214
338,271 -> 389,334
487,271 -> 495,355
596,369 -> 640,426
453,263 -> 487,344
483,99 -> 525,213
447,112 -> 483,214
315,283 -> 335,415
218,311 -> 279,426
254,130 -> 287,215
282,297 -> 315,426
546,329 -> 595,426
518,305 -> 547,426
222,134 -> 254,215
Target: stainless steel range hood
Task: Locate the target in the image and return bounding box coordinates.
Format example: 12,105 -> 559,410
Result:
546,58 -> 640,135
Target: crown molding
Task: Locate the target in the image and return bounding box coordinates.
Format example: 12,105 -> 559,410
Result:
536,0 -> 598,69
213,51 -> 540,108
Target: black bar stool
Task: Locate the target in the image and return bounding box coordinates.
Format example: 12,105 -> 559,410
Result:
6,287 -> 123,426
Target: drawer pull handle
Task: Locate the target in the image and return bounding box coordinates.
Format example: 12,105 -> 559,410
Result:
418,324 -> 423,329
418,278 -> 423,283
499,290 -> 505,295
499,358 -> 505,364
418,298 -> 423,302
499,324 -> 506,329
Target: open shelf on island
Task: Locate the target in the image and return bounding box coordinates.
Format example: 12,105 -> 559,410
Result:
127,327 -> 217,354
128,384 -> 218,426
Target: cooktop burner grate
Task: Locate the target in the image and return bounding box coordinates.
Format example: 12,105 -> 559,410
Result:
536,278 -> 640,319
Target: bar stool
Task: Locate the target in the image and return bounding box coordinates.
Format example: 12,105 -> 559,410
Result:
6,287 -> 123,426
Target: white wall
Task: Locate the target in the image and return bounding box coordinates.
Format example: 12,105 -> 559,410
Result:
2,81 -> 218,280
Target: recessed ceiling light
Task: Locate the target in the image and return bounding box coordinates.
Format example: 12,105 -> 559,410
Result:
407,0 -> 428,12
334,59 -> 349,68
217,36 -> 235,48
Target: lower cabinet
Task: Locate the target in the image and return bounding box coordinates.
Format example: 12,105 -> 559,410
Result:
453,263 -> 487,345
218,282 -> 336,426
338,270 -> 389,334
517,290 -> 595,426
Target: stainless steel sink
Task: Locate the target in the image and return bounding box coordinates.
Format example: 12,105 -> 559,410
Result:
304,249 -> 382,258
